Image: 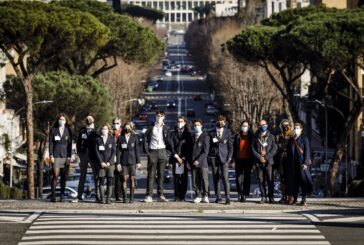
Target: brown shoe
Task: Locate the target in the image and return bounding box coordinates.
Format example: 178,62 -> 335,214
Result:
287,196 -> 295,205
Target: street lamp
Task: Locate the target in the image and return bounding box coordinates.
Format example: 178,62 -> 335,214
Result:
9,100 -> 53,187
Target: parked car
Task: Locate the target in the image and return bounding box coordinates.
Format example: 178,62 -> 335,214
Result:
187,108 -> 196,117
138,112 -> 148,121
165,71 -> 172,77
150,101 -> 159,110
42,186 -> 79,200
167,100 -> 176,108
206,105 -> 218,115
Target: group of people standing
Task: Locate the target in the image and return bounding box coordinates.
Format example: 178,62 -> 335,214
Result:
48,111 -> 313,205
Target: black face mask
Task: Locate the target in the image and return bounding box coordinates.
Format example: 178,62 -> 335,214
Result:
124,128 -> 130,133
217,122 -> 224,128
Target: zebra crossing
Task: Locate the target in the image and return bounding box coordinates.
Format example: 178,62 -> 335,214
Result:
0,211 -> 36,223
19,211 -> 330,245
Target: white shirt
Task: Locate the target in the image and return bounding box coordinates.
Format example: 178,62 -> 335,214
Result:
125,134 -> 130,144
150,125 -> 166,150
59,127 -> 65,137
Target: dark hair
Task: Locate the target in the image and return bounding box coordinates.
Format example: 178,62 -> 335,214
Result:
192,119 -> 203,125
240,120 -> 250,127
123,121 -> 135,134
156,111 -> 165,116
294,122 -> 304,129
216,115 -> 226,122
54,113 -> 70,128
177,115 -> 188,123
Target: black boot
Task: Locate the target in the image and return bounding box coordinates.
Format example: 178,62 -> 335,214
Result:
50,191 -> 56,202
99,185 -> 105,204
129,187 -> 135,203
122,185 -> 127,203
106,185 -> 113,204
300,196 -> 307,206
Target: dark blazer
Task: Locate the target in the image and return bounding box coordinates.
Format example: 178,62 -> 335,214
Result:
208,128 -> 233,164
76,127 -> 98,159
170,127 -> 192,160
95,135 -> 116,166
232,131 -> 254,162
116,133 -> 140,166
190,132 -> 210,168
49,127 -> 72,158
252,131 -> 277,166
143,124 -> 171,155
287,134 -> 311,166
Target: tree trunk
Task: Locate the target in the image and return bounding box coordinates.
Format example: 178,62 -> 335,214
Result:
23,75 -> 35,199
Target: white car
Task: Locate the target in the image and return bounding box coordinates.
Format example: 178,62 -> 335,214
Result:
165,71 -> 172,77
42,186 -> 79,200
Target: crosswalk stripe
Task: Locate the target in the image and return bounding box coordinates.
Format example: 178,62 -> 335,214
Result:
19,212 -> 330,245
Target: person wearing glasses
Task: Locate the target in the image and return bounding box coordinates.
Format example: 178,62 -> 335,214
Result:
143,111 -> 171,203
275,119 -> 292,203
49,113 -> 73,202
252,120 -> 277,204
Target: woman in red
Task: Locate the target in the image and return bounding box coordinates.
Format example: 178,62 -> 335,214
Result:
232,120 -> 254,202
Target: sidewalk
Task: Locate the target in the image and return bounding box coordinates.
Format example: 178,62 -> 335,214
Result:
1,198 -> 363,212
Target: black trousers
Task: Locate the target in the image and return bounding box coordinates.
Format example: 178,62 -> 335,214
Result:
114,170 -> 123,199
78,152 -> 99,199
192,167 -> 209,197
257,164 -> 274,198
146,149 -> 167,197
235,158 -> 252,196
173,162 -> 188,199
209,157 -> 230,198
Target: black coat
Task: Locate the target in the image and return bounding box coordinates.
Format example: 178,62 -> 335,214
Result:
232,131 -> 254,162
76,126 -> 98,160
170,127 -> 192,161
208,128 -> 233,164
49,127 -> 72,158
251,131 -> 277,166
95,135 -> 116,166
190,132 -> 210,168
143,124 -> 171,155
116,133 -> 140,166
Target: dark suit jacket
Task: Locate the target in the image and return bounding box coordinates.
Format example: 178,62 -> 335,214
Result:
208,128 -> 233,164
116,133 -> 140,166
143,124 -> 171,155
95,135 -> 116,166
49,127 -> 72,158
76,126 -> 98,160
190,132 -> 210,168
287,134 -> 311,167
170,127 -> 192,160
252,131 -> 277,166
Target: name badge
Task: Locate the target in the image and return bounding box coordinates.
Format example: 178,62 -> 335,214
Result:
121,144 -> 127,149
81,134 -> 87,139
213,138 -> 219,143
109,144 -> 112,149
262,143 -> 268,147
55,136 -> 61,141
99,145 -> 105,151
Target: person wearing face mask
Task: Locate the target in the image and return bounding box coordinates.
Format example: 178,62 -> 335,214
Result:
95,123 -> 116,204
142,111 -> 172,203
187,119 -> 210,203
170,116 -> 192,202
76,115 -> 100,202
116,122 -> 141,203
49,113 -> 73,202
252,120 -> 277,204
286,122 -> 313,205
208,115 -> 233,205
231,120 -> 254,202
112,118 -> 122,141
274,119 -> 292,204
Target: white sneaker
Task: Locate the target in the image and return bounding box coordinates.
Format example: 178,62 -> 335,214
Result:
158,195 -> 169,202
144,196 -> 153,203
202,196 -> 209,203
193,197 -> 202,203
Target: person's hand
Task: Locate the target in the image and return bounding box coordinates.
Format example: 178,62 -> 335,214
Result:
193,161 -> 199,166
66,159 -> 71,165
101,162 -> 107,168
50,156 -> 55,164
136,163 -> 142,169
301,164 -> 308,171
106,162 -> 110,167
260,157 -> 266,164
117,164 -> 122,172
230,162 -> 236,169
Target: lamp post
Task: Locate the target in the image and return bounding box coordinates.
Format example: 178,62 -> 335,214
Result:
9,100 -> 53,187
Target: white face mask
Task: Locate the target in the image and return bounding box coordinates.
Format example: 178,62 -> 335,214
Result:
241,126 -> 249,133
101,129 -> 108,136
294,128 -> 302,136
194,126 -> 202,134
58,120 -> 66,127
177,122 -> 185,129
112,124 -> 120,130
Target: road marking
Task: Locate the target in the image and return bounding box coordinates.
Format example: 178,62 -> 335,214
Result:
24,211 -> 42,223
321,216 -> 364,223
303,214 -> 321,222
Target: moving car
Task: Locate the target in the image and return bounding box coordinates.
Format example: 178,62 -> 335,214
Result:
165,71 -> 172,77
42,186 -> 79,200
149,101 -> 159,110
167,100 -> 176,108
206,105 -> 218,115
138,112 -> 148,121
193,94 -> 202,101
228,169 -> 236,192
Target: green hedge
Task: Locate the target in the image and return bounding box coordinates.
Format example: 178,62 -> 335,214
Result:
0,181 -> 25,199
